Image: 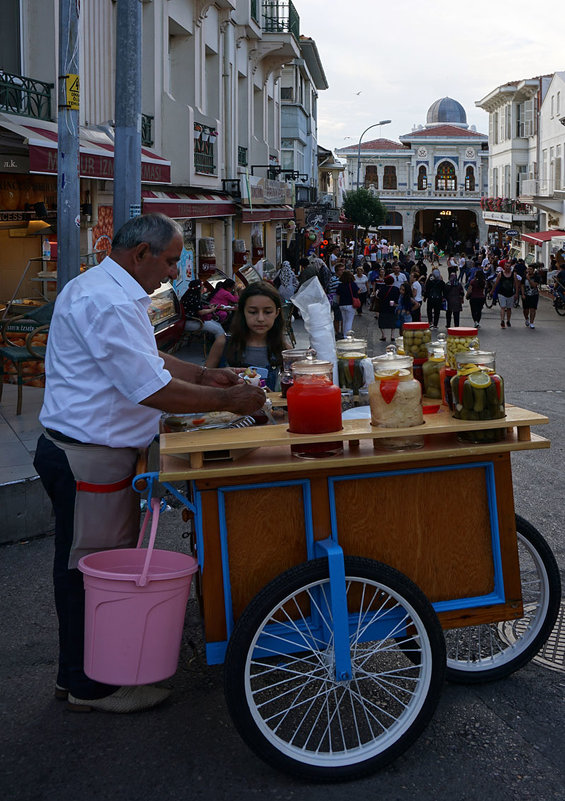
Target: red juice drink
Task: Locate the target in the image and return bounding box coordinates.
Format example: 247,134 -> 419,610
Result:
287,368 -> 342,458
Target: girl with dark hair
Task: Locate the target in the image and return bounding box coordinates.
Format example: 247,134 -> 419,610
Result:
466,269 -> 486,328
207,281 -> 288,389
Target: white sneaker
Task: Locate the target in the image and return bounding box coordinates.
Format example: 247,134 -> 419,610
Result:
68,685 -> 171,713
530,323 -> 535,329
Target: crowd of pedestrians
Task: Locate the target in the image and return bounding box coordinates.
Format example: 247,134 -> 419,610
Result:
272,233 -> 559,344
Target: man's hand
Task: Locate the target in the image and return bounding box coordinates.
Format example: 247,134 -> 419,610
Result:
224,383 -> 266,414
202,367 -> 243,387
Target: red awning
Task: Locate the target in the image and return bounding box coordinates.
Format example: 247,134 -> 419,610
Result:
521,229 -> 565,245
142,190 -> 237,218
0,113 -> 171,184
241,206 -> 294,223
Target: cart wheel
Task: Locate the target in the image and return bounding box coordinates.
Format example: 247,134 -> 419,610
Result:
224,557 -> 445,781
445,515 -> 561,684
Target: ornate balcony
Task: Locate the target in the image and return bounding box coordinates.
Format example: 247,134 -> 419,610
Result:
0,70 -> 53,120
261,1 -> 300,40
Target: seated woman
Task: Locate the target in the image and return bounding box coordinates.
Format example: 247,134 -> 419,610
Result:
181,278 -> 226,366
206,281 -> 288,390
207,279 -> 239,329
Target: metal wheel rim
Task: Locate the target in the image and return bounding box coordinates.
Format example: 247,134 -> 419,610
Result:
243,574 -> 435,768
445,531 -> 550,673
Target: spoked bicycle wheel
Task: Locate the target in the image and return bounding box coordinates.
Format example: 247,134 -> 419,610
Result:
445,515 -> 561,684
224,557 -> 446,781
484,289 -> 495,308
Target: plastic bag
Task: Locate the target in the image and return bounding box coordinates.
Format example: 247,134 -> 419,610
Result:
292,277 -> 337,384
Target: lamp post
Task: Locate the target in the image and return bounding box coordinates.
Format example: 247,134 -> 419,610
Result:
352,120 -> 391,267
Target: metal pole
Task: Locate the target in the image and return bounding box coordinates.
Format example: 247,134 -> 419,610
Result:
113,0 -> 142,230
57,0 -> 80,291
352,120 -> 391,267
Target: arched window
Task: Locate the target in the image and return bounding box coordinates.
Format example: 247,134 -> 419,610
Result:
364,165 -> 378,188
465,166 -> 475,191
383,165 -> 397,189
435,161 -> 457,190
417,165 -> 428,190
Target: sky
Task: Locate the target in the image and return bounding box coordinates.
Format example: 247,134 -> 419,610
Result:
297,0 -> 565,153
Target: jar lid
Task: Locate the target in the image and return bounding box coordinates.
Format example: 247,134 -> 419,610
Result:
455,349 -> 495,366
447,327 -> 478,336
371,345 -> 413,373
282,347 -> 316,360
402,322 -> 429,330
336,330 -> 367,355
291,358 -> 333,375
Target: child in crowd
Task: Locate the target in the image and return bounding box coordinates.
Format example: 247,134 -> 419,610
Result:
206,281 -> 288,389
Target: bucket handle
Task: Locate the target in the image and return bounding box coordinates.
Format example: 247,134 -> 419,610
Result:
136,497 -> 161,588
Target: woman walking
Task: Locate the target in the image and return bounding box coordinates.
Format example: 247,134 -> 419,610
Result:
336,270 -> 360,335
493,263 -> 519,328
376,275 -> 400,343
466,270 -> 486,328
423,268 -> 445,329
354,265 -> 369,314
521,265 -> 540,329
443,273 -> 465,328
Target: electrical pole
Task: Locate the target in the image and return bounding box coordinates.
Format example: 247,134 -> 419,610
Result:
113,0 -> 142,231
57,0 -> 81,291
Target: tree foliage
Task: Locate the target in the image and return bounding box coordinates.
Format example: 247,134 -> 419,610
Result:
342,188 -> 387,235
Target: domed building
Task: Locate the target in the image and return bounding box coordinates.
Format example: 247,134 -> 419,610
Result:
336,98 -> 489,249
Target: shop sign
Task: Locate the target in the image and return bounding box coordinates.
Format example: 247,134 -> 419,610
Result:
29,145 -> 170,184
483,211 -> 513,224
506,230 -> 519,237
0,210 -> 32,222
241,175 -> 293,205
1,155 -> 29,173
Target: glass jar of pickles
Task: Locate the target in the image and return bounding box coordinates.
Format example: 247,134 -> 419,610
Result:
401,322 -> 431,359
446,327 -> 479,369
422,336 -> 447,399
336,332 -> 368,394
369,347 -> 423,448
451,350 -> 506,443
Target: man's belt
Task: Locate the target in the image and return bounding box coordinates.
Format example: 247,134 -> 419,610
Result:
46,428 -> 96,446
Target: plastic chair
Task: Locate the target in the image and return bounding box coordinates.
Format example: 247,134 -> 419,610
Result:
0,302 -> 54,415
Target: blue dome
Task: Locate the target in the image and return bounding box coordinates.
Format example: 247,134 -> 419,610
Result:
426,97 -> 467,127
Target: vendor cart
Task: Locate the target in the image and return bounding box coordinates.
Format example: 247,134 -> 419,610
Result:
135,403 -> 560,781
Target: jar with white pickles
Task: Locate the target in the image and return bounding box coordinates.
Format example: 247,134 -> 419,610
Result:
369,347 -> 423,448
446,327 -> 479,370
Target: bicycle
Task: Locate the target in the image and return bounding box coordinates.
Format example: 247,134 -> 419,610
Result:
484,279 -> 498,308
552,286 -> 565,316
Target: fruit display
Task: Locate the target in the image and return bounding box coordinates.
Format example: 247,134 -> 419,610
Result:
451,350 -> 506,443
401,323 -> 431,359
446,327 -> 479,369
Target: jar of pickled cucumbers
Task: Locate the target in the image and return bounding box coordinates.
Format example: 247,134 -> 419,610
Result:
369,347 -> 423,448
401,322 -> 431,359
450,350 -> 506,443
446,327 -> 479,370
423,336 -> 447,399
336,331 -> 368,394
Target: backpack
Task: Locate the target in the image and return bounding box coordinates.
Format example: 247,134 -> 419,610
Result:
427,280 -> 443,302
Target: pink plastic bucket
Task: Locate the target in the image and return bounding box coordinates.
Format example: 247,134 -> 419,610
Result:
78,498 -> 198,685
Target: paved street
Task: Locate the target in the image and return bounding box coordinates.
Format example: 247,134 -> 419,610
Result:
1,291 -> 564,801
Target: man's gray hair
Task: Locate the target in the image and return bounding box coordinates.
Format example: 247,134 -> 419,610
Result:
111,213 -> 182,255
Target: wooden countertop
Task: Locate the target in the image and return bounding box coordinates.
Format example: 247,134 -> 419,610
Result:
158,404 -> 549,481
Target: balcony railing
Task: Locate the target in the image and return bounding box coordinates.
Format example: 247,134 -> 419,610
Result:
194,124 -> 217,175
520,179 -> 560,198
481,197 -> 536,214
141,114 -> 154,147
0,70 -> 53,120
262,1 -> 300,40
238,145 -> 248,167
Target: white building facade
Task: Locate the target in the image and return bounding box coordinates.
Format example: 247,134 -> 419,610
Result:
337,98 -> 489,251
0,0 -> 324,303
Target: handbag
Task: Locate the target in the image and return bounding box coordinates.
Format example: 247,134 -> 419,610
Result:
350,285 -> 361,308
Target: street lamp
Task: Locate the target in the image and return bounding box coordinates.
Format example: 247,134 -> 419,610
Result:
352,119 -> 391,266
356,120 -> 392,190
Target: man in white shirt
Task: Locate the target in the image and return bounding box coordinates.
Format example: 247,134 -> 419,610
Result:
391,262 -> 408,288
34,214 -> 264,714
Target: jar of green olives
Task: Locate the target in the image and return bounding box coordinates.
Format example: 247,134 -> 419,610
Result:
446,327 -> 479,370
401,322 -> 431,359
451,350 -> 506,443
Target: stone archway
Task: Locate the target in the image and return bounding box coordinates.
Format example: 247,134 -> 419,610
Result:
413,208 -> 482,251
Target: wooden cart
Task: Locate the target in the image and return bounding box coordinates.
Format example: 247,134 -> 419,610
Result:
136,403 -> 561,781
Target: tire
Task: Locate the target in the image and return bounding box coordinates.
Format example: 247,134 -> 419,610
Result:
224,557 -> 446,781
445,515 -> 561,684
555,297 -> 565,316
484,291 -> 494,309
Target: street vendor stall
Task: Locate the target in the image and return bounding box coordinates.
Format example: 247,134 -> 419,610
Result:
129,393 -> 560,781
